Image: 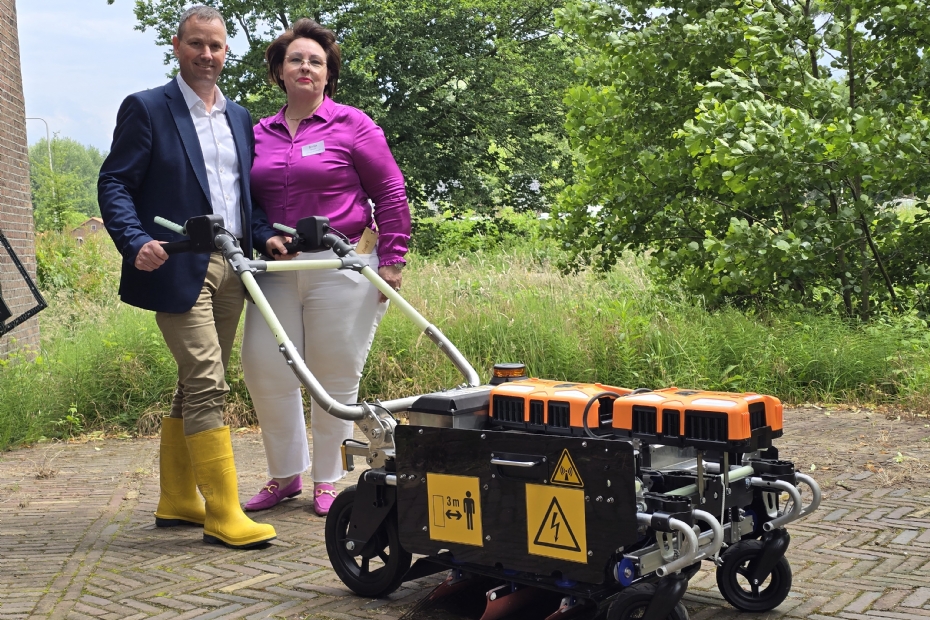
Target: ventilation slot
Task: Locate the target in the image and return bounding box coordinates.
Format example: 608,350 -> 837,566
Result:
548,401 -> 570,428
529,400 -> 545,426
685,411 -> 728,443
632,406 -> 657,434
749,402 -> 766,429
662,409 -> 681,436
492,395 -> 524,424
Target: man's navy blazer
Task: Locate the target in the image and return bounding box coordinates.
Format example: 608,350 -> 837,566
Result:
98,78 -> 272,313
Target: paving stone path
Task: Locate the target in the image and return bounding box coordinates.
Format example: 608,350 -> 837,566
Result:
1,407 -> 929,620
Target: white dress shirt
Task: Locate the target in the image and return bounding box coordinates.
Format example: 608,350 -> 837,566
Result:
176,75 -> 243,238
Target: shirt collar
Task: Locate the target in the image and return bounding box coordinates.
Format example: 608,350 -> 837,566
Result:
176,74 -> 227,113
271,95 -> 334,128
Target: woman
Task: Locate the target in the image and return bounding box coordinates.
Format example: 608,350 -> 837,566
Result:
242,18 -> 410,516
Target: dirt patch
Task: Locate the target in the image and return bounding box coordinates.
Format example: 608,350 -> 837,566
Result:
779,405 -> 930,489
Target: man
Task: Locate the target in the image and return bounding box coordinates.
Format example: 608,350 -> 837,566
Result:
99,5 -> 285,549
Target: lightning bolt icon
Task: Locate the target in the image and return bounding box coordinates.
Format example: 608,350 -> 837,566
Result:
550,512 -> 561,542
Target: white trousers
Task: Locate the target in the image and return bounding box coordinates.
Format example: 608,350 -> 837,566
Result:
241,250 -> 386,483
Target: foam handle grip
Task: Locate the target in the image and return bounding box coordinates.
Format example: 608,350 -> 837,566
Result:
162,240 -> 193,255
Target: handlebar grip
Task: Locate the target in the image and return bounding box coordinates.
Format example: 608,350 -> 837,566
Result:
162,240 -> 193,255
271,240 -> 303,256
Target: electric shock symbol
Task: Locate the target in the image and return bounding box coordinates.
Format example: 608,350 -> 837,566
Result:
533,496 -> 581,552
526,483 -> 587,563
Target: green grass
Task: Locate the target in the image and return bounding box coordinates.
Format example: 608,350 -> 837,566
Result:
2,231 -> 929,450
366,248 -> 929,406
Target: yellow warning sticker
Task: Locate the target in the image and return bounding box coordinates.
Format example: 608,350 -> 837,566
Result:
526,483 -> 587,563
427,473 -> 483,547
550,449 -> 584,487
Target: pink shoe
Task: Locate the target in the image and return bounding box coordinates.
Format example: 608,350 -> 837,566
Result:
243,477 -> 302,511
314,482 -> 337,516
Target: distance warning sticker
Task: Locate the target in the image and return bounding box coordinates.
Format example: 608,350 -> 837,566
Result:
427,473 -> 483,547
550,448 -> 584,487
526,483 -> 587,563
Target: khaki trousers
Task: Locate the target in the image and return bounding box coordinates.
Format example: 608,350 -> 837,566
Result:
156,253 -> 245,436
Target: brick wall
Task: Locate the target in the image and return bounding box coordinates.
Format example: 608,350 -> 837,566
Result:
0,0 -> 40,356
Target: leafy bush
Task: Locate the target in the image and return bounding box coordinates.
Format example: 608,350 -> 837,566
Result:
410,208 -> 547,257
3,228 -> 929,451
35,231 -> 120,301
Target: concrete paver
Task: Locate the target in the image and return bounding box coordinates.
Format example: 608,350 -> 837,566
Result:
1,407 -> 928,619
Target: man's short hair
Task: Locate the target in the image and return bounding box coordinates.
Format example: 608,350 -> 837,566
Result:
177,5 -> 226,39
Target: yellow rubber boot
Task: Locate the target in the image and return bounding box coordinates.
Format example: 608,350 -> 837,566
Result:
155,417 -> 206,527
186,426 -> 277,549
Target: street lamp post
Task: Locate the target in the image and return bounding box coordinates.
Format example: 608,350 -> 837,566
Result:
25,117 -> 56,205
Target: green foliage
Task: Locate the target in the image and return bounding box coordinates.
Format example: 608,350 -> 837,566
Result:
29,136 -> 106,232
35,232 -> 119,298
367,247 -> 930,407
3,232 -> 928,450
125,0 -> 574,215
556,0 -> 930,319
410,208 -> 546,257
0,233 -> 254,446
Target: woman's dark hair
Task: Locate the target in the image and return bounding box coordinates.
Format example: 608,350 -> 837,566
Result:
266,18 -> 340,98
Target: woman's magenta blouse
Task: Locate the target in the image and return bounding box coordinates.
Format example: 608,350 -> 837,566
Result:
251,97 -> 410,267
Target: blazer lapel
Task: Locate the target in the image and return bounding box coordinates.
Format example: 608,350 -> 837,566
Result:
226,105 -> 253,254
226,106 -> 252,200
165,79 -> 212,207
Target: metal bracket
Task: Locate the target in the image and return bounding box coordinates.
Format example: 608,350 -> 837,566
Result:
0,228 -> 47,338
358,403 -> 397,468
750,477 -> 803,530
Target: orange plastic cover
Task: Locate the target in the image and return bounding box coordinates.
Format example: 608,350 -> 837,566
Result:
612,388 -> 783,440
490,379 -> 631,427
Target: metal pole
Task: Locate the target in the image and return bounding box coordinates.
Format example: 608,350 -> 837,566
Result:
25,117 -> 55,200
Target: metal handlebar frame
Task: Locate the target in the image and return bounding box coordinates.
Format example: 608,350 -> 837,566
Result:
155,215 -> 481,468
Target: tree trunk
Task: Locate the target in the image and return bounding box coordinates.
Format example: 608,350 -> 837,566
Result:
828,193 -> 854,316
859,233 -> 871,320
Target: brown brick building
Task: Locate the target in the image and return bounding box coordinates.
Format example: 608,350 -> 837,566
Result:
0,0 -> 40,356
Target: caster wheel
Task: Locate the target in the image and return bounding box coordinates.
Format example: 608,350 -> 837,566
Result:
715,539 -> 792,612
324,485 -> 412,598
606,583 -> 689,620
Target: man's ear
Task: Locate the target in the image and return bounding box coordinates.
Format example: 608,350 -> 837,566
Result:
171,35 -> 180,56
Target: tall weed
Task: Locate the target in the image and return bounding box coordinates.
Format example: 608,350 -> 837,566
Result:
2,232 -> 928,451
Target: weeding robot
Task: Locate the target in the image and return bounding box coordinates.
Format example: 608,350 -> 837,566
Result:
158,214 -> 821,620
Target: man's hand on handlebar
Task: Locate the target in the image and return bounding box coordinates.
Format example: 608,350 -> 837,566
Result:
267,235 -> 297,260
135,240 -> 169,271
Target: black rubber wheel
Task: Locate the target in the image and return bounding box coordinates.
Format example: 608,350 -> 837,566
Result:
715,539 -> 792,612
324,485 -> 412,598
606,582 -> 689,620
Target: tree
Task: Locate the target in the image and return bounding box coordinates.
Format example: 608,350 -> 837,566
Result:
556,0 -> 930,319
121,0 -> 574,215
29,137 -> 106,232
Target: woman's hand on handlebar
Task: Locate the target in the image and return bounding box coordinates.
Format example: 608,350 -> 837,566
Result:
378,264 -> 403,303
135,240 -> 169,271
267,235 -> 297,260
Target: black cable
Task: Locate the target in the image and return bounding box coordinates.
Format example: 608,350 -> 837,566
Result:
329,226 -> 351,244
365,401 -> 400,423
581,391 -> 622,439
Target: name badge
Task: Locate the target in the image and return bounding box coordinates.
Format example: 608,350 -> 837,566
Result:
301,141 -> 325,157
